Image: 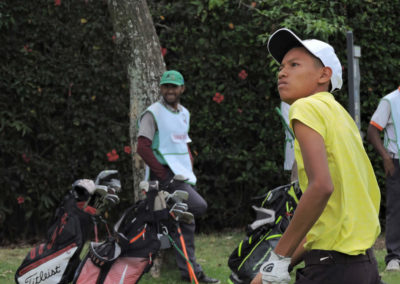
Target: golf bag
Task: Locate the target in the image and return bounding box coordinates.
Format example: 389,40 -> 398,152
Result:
73,181 -> 170,284
15,170 -> 122,284
15,189 -> 97,284
228,181 -> 302,284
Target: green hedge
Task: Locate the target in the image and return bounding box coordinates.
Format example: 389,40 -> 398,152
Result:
1,0 -> 399,242
0,0 -> 132,242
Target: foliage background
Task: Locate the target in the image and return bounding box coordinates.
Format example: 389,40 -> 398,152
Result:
1,0 -> 399,243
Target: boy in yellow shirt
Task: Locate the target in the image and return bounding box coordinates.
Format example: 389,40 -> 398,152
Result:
251,28 -> 381,284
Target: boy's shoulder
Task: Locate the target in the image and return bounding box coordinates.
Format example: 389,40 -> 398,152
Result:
292,92 -> 333,107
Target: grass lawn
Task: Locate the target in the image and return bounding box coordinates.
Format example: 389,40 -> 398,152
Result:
3,232 -> 400,284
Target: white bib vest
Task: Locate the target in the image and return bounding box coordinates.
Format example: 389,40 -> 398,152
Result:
281,102 -> 295,171
382,88 -> 400,160
146,102 -> 196,184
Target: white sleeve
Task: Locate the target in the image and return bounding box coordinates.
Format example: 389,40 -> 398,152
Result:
370,100 -> 391,129
138,111 -> 157,140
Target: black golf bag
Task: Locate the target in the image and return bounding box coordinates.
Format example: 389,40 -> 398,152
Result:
15,191 -> 97,284
228,181 -> 302,284
73,181 -> 170,284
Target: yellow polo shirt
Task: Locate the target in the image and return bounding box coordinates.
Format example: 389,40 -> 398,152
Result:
290,92 -> 381,255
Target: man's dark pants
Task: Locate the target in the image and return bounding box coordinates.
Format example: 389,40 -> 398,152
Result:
169,181 -> 207,277
151,170 -> 208,277
385,158 -> 400,264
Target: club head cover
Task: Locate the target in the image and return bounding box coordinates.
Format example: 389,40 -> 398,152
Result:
154,192 -> 167,211
139,180 -> 149,192
72,179 -> 96,197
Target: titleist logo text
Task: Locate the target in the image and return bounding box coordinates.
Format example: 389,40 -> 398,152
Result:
25,265 -> 62,284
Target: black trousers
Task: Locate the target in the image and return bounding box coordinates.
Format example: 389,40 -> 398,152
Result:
385,159 -> 400,264
295,249 -> 381,284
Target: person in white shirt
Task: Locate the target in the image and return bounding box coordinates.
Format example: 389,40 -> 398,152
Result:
137,70 -> 220,284
367,86 -> 400,271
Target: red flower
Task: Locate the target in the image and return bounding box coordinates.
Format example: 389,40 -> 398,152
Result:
213,92 -> 224,104
54,0 -> 61,6
17,196 -> 25,204
237,108 -> 243,114
22,153 -> 30,163
161,47 -> 167,57
23,45 -> 32,52
238,69 -> 248,80
112,35 -> 116,42
124,146 -> 131,154
251,2 -> 257,8
107,149 -> 119,162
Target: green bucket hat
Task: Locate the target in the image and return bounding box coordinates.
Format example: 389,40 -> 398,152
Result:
160,70 -> 184,86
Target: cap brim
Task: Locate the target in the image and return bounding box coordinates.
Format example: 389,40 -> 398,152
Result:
160,80 -> 183,86
267,28 -> 304,63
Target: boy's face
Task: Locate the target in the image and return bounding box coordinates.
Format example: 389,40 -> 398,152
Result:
277,47 -> 327,104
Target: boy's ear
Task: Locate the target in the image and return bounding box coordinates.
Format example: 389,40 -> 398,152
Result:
319,66 -> 332,85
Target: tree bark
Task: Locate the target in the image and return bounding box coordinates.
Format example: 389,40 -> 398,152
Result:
107,0 -> 165,202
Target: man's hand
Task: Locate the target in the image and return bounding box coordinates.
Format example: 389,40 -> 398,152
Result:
260,251 -> 291,284
159,172 -> 175,190
383,156 -> 395,176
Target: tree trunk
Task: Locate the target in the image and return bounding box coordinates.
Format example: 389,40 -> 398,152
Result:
107,0 -> 165,202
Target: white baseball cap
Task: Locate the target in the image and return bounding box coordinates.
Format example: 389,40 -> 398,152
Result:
267,28 -> 343,92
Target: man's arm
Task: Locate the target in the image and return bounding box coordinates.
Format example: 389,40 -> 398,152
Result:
367,123 -> 395,176
188,144 -> 194,166
137,136 -> 169,180
137,112 -> 169,180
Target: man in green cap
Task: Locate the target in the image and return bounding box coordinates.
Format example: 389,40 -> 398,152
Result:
137,70 -> 220,283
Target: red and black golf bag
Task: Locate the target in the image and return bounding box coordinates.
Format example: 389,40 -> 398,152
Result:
15,187 -> 97,284
15,170 -> 121,284
73,181 -> 170,284
227,181 -> 302,284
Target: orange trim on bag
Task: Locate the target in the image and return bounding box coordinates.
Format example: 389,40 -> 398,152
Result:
370,121 -> 383,131
129,227 -> 146,244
